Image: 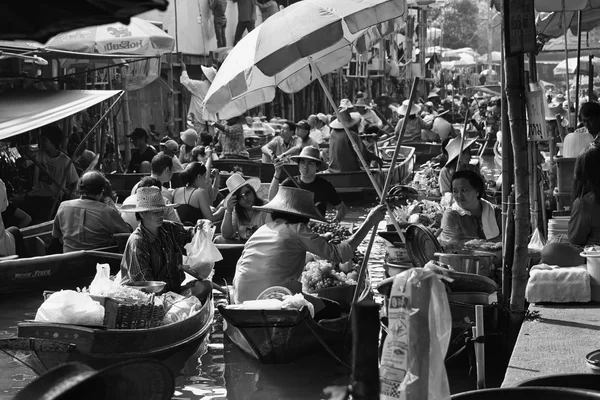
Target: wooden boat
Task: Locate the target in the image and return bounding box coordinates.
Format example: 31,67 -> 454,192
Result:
317,145 -> 415,193
379,140 -> 440,165
218,304 -> 346,364
15,291 -> 214,374
0,250 -> 122,294
22,220 -> 54,245
213,243 -> 244,284
105,172 -> 183,201
213,159 -> 300,187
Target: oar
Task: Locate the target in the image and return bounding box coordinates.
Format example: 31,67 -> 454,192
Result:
343,78 -> 421,340
456,109 -> 471,172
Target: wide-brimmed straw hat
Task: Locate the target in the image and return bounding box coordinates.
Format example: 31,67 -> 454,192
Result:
120,187 -> 178,213
224,173 -> 261,204
201,65 -> 217,83
290,146 -> 323,165
445,136 -> 478,167
395,99 -> 421,116
427,91 -> 440,100
545,101 -> 567,120
14,359 -> 174,400
254,186 -> 325,222
329,100 -> 362,129
180,128 -> 198,147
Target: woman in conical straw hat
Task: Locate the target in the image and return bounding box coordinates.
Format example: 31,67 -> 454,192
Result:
391,99 -> 439,143
232,186 -> 386,308
438,136 -> 481,196
215,173 -> 269,244
120,186 -> 212,297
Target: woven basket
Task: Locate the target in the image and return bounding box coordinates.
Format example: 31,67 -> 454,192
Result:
112,294 -> 165,329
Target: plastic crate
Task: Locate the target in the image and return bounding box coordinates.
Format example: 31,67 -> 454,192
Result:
554,156 -> 576,193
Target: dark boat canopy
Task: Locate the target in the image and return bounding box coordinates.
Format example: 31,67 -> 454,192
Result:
0,90 -> 123,140
0,0 -> 169,42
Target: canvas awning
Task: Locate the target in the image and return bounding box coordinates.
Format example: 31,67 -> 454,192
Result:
0,90 -> 123,141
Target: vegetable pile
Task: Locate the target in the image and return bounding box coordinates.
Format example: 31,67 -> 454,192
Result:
407,161 -> 442,197
389,199 -> 444,230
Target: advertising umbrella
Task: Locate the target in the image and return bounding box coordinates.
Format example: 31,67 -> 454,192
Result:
45,17 -> 174,56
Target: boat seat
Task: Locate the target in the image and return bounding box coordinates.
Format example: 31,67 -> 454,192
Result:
24,236 -> 46,258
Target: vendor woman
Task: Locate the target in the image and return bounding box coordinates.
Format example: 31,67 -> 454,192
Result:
542,145 -> 600,267
120,186 -> 211,296
439,169 -> 502,247
439,136 -> 481,195
232,187 -> 386,304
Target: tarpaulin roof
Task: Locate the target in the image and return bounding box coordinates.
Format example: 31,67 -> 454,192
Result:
0,90 -> 122,140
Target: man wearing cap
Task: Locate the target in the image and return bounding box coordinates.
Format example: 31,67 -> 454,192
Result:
328,100 -> 383,173
261,120 -> 302,163
52,171 -> 131,252
158,140 -> 184,173
269,147 -> 348,222
126,128 -> 157,173
180,60 -> 217,135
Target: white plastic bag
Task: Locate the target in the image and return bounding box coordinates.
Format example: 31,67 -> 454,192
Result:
528,228 -> 546,252
281,293 -> 314,318
183,220 -> 223,279
380,268 -> 452,400
89,263 -> 120,295
35,290 -> 105,326
163,296 -> 202,325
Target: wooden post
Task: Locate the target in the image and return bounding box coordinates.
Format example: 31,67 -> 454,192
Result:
167,53 -> 176,137
108,67 -> 123,173
121,66 -> 132,168
351,299 -> 380,400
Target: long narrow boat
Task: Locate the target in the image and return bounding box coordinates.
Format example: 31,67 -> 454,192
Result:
218,305 -> 346,364
0,250 -> 122,294
15,291 -> 214,374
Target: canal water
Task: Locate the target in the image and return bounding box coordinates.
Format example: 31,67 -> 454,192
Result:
0,156 -> 501,400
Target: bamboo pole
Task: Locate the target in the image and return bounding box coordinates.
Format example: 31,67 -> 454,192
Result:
121,66 -> 132,168
474,305 -> 486,389
108,67 -> 123,173
562,0 -> 572,127
575,11 -> 583,117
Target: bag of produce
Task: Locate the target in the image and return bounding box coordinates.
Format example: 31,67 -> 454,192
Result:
380,268 -> 452,400
163,296 -> 202,324
35,290 -> 104,326
183,220 -> 223,280
89,263 -> 120,295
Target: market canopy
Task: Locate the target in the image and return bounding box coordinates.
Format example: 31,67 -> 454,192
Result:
0,90 -> 122,140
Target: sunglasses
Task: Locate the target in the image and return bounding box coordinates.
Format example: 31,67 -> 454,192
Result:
238,190 -> 254,198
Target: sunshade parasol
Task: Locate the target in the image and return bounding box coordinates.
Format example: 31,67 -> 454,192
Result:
45,17 -> 174,56
553,56 -> 600,75
537,8 -> 600,38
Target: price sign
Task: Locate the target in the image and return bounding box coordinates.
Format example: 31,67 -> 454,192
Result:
526,88 -> 547,141
504,0 -> 536,56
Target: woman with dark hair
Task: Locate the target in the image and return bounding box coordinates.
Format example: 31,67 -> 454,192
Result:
232,186 -> 386,304
173,162 -> 224,224
215,174 -> 268,244
542,145 -> 600,266
439,169 -> 502,247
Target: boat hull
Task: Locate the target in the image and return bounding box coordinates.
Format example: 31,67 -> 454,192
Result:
219,305 -> 345,364
16,292 -> 214,374
0,250 -> 122,294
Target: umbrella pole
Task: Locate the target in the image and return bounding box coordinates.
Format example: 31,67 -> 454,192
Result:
308,58 -> 407,243
575,11 -> 583,116
562,0 -> 572,127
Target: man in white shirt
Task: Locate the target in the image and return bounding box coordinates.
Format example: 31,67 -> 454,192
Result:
562,102 -> 600,157
180,60 -> 217,134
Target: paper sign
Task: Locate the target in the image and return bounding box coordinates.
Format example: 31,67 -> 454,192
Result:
526,88 -> 547,141
505,0 -> 536,56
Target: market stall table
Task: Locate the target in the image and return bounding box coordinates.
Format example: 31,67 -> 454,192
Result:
502,303 -> 600,387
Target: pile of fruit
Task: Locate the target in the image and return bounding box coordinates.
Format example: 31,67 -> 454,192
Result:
407,161 -> 442,197
307,221 -> 352,244
301,259 -> 359,292
390,199 -> 444,230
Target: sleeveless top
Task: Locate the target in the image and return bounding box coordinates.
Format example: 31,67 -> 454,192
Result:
173,187 -> 204,226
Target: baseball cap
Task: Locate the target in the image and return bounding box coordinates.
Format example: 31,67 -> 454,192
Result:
296,120 -> 311,131
160,140 -> 178,153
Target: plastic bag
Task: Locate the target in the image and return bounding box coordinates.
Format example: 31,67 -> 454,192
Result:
183,220 -> 223,280
380,268 -> 452,400
281,293 -> 315,318
35,290 -> 105,326
89,263 -> 121,295
163,296 -> 202,325
528,228 -> 546,252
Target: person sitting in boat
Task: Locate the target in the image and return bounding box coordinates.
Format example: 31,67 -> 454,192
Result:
269,146 -> 348,222
120,186 -> 211,297
327,101 -> 383,173
261,120 -> 302,163
296,120 -> 320,151
52,171 -> 131,252
179,128 -> 198,165
391,100 -> 438,143
131,153 -> 175,202
373,93 -> 394,125
215,174 -> 268,244
315,113 -> 331,142
427,91 -> 441,109
354,93 -> 383,133
542,145 -> 600,267
158,140 -> 184,173
172,162 -> 224,225
439,169 -> 502,249
438,136 -> 481,196
0,179 -> 26,258
121,176 -> 181,230
232,186 -> 386,304
126,128 -> 157,173
213,115 -> 250,160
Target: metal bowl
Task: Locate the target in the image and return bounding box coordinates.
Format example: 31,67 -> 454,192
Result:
126,281 -> 167,293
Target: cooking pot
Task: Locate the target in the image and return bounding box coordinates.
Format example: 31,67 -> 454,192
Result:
434,250 -> 496,277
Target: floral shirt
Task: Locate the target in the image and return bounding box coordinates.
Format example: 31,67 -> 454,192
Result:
219,123 -> 249,158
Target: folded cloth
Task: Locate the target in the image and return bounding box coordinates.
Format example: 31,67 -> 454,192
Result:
451,198 -> 500,239
525,263 -> 591,303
